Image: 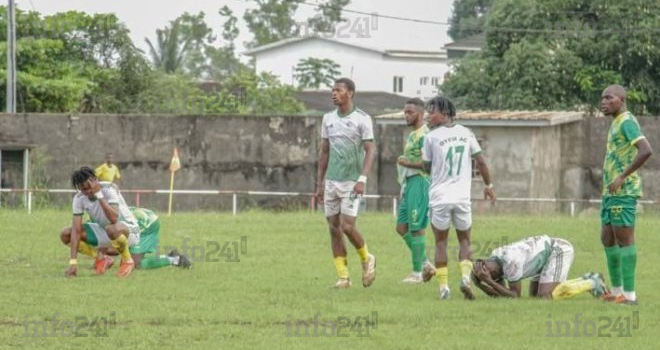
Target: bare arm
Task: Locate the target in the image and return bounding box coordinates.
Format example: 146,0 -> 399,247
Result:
482,279 -> 521,298
475,154 -> 492,185
98,199 -> 119,224
89,180 -> 119,223
361,141 -> 376,177
609,139 -> 653,194
70,215 -> 83,260
352,141 -> 376,196
397,157 -> 425,170
315,139 -> 330,201
474,279 -> 501,297
475,154 -> 496,203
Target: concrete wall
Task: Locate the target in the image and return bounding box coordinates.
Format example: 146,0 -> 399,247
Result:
0,114 -> 325,211
1,113 -> 659,212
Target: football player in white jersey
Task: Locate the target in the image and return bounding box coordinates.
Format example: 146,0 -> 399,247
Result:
315,78 -> 377,289
421,96 -> 496,300
472,235 -> 608,299
62,167 -> 136,277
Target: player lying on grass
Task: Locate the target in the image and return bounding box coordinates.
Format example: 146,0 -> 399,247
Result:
61,167 -> 191,277
471,235 -> 608,299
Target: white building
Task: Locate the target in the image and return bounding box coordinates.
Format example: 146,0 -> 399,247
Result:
243,35 -> 450,100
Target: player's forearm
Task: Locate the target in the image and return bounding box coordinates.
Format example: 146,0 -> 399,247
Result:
621,142 -> 652,179
361,144 -> 376,176
404,161 -> 425,170
485,280 -> 518,298
477,161 -> 491,185
70,228 -> 80,259
99,199 -> 118,224
316,152 -> 329,187
477,282 -> 501,297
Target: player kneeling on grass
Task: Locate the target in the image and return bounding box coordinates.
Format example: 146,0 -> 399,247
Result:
121,206 -> 192,270
61,167 -> 190,277
471,235 -> 608,299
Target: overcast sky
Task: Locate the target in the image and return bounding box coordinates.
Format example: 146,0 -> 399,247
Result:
24,0 -> 456,57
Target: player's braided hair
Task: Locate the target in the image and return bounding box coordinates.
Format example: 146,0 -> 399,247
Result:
71,166 -> 96,190
426,95 -> 456,120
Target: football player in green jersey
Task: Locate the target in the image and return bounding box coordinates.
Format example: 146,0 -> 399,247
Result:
395,98 -> 435,283
599,85 -> 652,305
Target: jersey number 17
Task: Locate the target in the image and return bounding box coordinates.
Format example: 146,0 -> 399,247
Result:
445,145 -> 465,177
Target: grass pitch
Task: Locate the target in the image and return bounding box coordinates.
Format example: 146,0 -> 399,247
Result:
1,210 -> 658,350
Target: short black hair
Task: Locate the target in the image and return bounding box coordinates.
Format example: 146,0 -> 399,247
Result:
334,78 -> 355,94
426,95 -> 456,118
71,166 -> 96,190
405,98 -> 425,109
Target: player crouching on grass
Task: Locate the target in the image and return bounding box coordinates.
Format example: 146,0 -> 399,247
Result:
471,235 -> 608,299
60,167 -> 191,278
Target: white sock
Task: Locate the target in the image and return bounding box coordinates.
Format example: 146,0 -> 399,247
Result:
623,291 -> 636,301
412,271 -> 422,277
159,255 -> 179,265
612,286 -> 624,295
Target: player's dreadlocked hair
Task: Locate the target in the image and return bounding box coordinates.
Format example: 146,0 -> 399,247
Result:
426,95 -> 456,120
71,166 -> 96,190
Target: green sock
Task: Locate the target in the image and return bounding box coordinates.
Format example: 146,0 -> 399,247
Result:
604,245 -> 622,288
620,245 -> 637,292
139,256 -> 173,269
410,235 -> 426,273
402,232 -> 413,251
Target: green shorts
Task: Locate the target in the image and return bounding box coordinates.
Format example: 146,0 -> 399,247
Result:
129,207 -> 161,255
600,196 -> 637,227
397,175 -> 430,232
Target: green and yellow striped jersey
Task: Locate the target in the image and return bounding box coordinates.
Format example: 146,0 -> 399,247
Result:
602,111 -> 646,197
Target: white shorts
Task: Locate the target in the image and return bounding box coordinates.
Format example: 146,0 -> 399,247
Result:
84,221 -> 140,248
323,180 -> 361,217
533,238 -> 574,284
430,203 -> 472,231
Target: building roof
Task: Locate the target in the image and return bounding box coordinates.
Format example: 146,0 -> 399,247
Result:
296,91 -> 411,116
375,110 -> 585,126
243,35 -> 446,59
443,33 -> 485,52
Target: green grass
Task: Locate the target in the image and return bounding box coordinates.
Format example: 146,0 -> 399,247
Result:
2,210 -> 659,350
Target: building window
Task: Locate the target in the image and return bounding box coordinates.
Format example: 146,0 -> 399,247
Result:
471,138 -> 485,179
393,76 -> 403,93
419,76 -> 429,86
431,77 -> 441,86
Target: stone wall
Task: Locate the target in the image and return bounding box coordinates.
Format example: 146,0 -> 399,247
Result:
1,113 -> 659,212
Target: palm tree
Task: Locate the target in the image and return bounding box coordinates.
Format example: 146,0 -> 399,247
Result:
145,19 -> 191,73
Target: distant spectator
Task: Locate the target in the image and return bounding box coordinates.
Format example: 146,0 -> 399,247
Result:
95,153 -> 121,183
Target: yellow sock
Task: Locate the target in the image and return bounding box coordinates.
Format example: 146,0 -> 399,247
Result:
77,241 -> 98,259
436,267 -> 448,287
459,260 -> 473,279
334,256 -> 349,279
357,244 -> 369,262
111,235 -> 133,263
551,278 -> 594,300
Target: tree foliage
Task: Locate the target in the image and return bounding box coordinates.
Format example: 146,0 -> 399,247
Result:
294,58 -> 341,89
442,0 -> 660,115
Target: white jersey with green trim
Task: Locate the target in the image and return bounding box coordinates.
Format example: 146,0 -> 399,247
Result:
72,182 -> 137,227
490,235 -> 554,282
422,124 -> 481,206
321,107 -> 374,181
